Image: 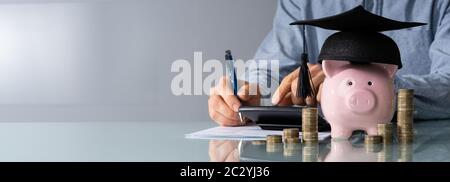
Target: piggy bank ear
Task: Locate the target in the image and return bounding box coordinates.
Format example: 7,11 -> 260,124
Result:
322,60 -> 350,78
373,63 -> 398,79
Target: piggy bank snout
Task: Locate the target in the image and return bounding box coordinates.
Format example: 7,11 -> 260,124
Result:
345,90 -> 376,114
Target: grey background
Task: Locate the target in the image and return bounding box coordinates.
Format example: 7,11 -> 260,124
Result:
0,0 -> 277,122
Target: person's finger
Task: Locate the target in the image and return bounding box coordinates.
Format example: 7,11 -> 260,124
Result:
216,77 -> 241,112
272,68 -> 299,105
225,149 -> 239,162
313,71 -> 325,92
291,93 -> 306,106
290,77 -> 306,105
237,83 -> 260,101
316,83 -> 323,103
208,95 -> 240,126
215,102 -> 239,122
211,111 -> 240,126
312,71 -> 325,104
212,96 -> 240,123
278,92 -> 294,106
273,64 -> 319,105
217,141 -> 239,162
308,63 -> 322,75
209,140 -> 227,162
305,71 -> 325,105
305,96 -> 316,106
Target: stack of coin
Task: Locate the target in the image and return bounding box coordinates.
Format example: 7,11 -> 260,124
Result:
377,123 -> 393,144
266,135 -> 283,153
302,143 -> 319,162
283,128 -> 300,143
302,107 -> 318,143
364,135 -> 382,144
266,135 -> 282,144
397,89 -> 414,143
365,135 -> 383,153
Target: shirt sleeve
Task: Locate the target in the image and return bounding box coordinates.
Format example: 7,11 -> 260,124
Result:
244,0 -> 303,98
394,4 -> 450,120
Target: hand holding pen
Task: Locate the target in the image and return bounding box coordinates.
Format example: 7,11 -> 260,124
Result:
207,50 -> 261,126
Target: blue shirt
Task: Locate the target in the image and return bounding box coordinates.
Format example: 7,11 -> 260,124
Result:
249,0 -> 450,119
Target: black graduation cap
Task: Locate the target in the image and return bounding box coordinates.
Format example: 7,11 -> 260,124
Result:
289,5 -> 425,98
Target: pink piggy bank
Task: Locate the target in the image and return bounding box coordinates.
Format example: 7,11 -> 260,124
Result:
321,60 -> 398,139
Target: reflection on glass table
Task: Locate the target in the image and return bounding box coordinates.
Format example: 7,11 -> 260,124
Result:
208,120 -> 450,162
209,140 -> 240,162
237,139 -> 414,162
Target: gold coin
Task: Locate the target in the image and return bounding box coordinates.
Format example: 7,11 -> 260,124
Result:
364,135 -> 382,144
398,89 -> 414,95
377,123 -> 393,140
283,128 -> 300,138
266,135 -> 282,143
284,137 -> 300,143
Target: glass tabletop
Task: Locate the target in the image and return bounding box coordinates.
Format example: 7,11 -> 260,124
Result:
211,120 -> 450,162
0,121 -> 213,162
0,120 -> 448,162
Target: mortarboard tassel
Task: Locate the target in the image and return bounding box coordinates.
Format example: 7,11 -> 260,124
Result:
297,26 -> 315,99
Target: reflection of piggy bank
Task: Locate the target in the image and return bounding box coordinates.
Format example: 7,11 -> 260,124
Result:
324,141 -> 378,162
321,60 -> 398,139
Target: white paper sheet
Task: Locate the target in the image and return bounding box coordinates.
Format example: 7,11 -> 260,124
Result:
185,125 -> 331,141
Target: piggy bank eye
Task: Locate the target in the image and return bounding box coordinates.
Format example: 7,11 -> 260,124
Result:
368,81 -> 373,86
347,80 -> 353,86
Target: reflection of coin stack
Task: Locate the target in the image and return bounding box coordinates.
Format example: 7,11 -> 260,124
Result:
398,143 -> 413,162
364,135 -> 383,153
266,135 -> 283,153
377,124 -> 393,162
302,143 -> 319,162
377,144 -> 393,162
397,89 -> 414,143
283,128 -> 300,143
283,143 -> 301,157
302,108 -> 318,143
377,123 -> 393,144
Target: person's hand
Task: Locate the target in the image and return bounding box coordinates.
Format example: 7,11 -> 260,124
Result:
209,140 -> 240,162
208,76 -> 261,126
271,64 -> 325,106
